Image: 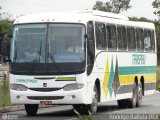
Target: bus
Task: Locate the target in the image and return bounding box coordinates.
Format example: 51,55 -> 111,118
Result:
6,10 -> 156,115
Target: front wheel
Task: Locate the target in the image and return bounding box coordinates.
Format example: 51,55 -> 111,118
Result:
87,85 -> 98,114
73,85 -> 98,115
25,104 -> 39,116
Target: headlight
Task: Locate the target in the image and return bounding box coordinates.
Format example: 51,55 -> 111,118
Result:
10,84 -> 28,91
63,83 -> 84,91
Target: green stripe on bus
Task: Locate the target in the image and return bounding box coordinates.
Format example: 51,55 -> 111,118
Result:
56,77 -> 76,81
118,66 -> 156,75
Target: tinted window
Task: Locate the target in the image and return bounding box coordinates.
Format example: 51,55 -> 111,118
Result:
117,26 -> 127,50
144,29 -> 152,51
127,27 -> 136,51
95,22 -> 106,49
151,30 -> 155,52
136,28 -> 144,51
107,24 -> 117,50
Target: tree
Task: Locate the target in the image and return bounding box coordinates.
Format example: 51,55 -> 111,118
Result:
0,6 -> 2,19
93,1 -> 112,12
152,0 -> 160,19
93,0 -> 132,13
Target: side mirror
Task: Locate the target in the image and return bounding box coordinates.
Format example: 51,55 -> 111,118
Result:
1,34 -> 11,63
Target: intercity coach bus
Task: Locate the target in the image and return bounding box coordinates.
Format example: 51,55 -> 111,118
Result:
3,10 -> 157,115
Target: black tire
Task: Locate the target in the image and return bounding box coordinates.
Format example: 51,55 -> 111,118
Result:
25,104 -> 39,116
128,83 -> 138,108
73,85 -> 98,115
117,83 -> 138,108
87,85 -> 98,114
136,83 -> 143,107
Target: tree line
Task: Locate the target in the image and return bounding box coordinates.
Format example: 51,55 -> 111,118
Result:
0,0 -> 160,63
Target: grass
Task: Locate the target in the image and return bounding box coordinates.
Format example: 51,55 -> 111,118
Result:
0,85 -> 11,107
0,65 -> 11,107
156,66 -> 160,90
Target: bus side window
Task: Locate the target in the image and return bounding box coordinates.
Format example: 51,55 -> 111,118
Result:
107,24 -> 117,50
151,30 -> 155,52
122,26 -> 127,50
127,27 -> 136,51
117,25 -> 127,51
144,29 -> 152,51
95,22 -> 107,49
117,26 -> 122,50
137,28 -> 144,51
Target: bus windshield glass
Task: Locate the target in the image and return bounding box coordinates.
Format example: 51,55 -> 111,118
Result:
11,24 -> 85,63
48,24 -> 85,63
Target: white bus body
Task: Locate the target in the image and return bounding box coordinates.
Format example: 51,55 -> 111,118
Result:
9,10 -> 157,115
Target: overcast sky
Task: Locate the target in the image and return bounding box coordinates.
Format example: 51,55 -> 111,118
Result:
0,0 -> 157,20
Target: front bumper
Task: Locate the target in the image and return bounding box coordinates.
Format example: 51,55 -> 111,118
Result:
10,88 -> 87,105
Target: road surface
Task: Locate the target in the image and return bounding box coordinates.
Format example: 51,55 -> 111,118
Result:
1,93 -> 160,120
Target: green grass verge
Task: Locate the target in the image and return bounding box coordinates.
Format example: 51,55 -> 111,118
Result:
0,85 -> 11,107
157,66 -> 160,90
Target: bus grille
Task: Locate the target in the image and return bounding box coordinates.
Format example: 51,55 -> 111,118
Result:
28,88 -> 62,92
27,96 -> 64,100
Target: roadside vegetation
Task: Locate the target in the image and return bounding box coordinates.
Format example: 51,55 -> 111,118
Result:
157,66 -> 160,90
0,65 -> 11,107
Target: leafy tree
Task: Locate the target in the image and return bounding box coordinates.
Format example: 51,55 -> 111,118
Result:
0,20 -> 13,55
152,0 -> 160,19
93,1 -> 112,12
129,16 -> 153,22
93,0 -> 132,13
0,6 -> 2,18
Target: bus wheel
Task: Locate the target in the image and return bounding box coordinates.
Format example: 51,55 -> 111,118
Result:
25,104 -> 39,116
87,85 -> 98,114
129,83 -> 138,108
136,83 -> 143,107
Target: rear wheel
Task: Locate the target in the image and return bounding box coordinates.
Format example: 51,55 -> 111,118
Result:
136,83 -> 143,107
128,83 -> 138,108
117,83 -> 138,108
25,104 -> 39,116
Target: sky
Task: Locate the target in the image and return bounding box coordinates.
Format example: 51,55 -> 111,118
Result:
0,0 -> 157,20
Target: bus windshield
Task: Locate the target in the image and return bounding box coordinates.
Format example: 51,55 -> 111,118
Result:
11,24 -> 85,63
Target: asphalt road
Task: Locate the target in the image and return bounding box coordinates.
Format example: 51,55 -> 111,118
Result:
1,93 -> 160,120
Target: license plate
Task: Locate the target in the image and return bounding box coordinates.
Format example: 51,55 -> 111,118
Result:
40,101 -> 52,105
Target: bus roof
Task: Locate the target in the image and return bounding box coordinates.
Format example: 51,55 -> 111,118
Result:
14,10 -> 155,30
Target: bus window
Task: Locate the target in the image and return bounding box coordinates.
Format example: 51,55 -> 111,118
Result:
144,29 -> 152,51
137,28 -> 144,51
127,27 -> 136,51
95,22 -> 107,49
122,26 -> 127,50
117,26 -> 127,50
151,30 -> 155,52
107,24 -> 117,50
